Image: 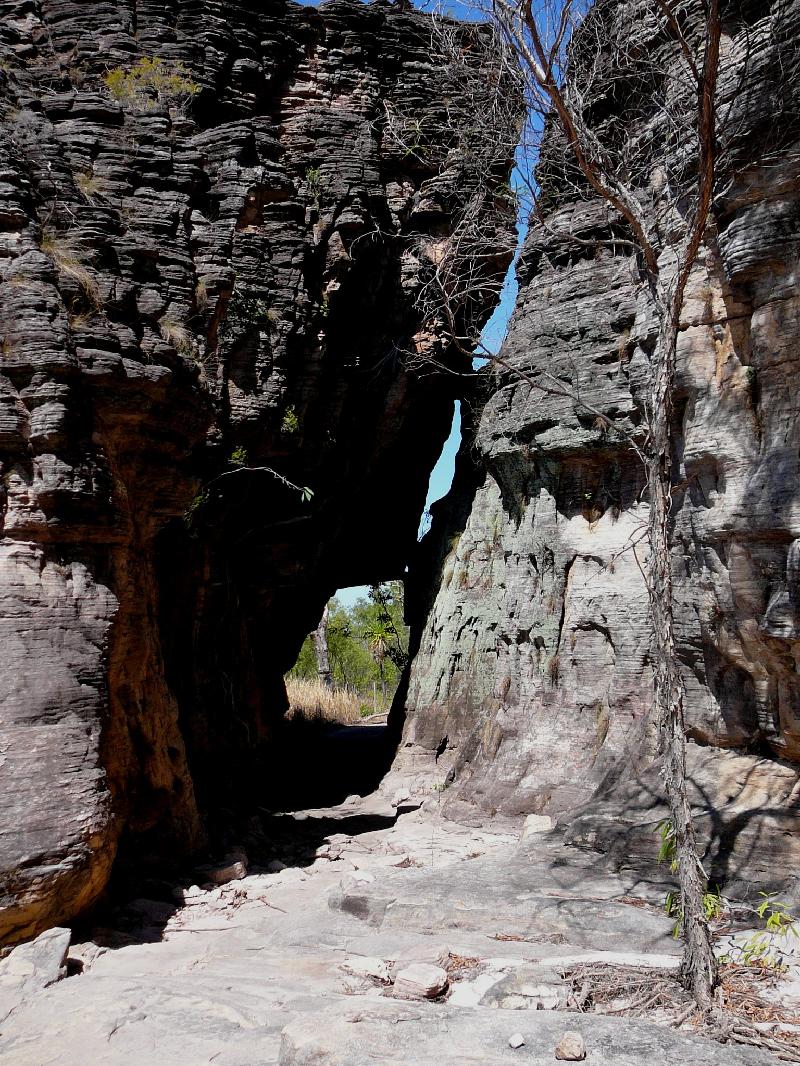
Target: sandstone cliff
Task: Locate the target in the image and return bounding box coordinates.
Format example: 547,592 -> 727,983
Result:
0,0 -> 514,943
394,0 -> 800,895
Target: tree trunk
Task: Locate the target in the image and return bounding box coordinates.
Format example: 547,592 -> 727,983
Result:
313,604 -> 333,688
647,299 -> 718,1010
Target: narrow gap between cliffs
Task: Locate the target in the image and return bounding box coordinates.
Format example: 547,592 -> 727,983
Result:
275,405 -> 464,810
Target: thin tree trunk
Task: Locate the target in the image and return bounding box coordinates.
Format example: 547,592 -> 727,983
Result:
313,604 -> 333,688
647,301 -> 718,1010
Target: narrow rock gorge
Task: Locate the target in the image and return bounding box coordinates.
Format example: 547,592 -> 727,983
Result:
2,0 -> 800,976
4,0 -> 800,1062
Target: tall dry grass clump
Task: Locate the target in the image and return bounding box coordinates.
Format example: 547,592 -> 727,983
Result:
284,677 -> 361,725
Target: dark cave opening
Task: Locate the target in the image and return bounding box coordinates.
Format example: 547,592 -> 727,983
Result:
150,396 -> 463,836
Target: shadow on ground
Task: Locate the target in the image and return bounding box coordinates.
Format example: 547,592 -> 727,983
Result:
77,721 -> 409,951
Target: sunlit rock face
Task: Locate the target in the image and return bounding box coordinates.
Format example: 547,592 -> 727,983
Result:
394,0 -> 800,891
0,0 -> 515,943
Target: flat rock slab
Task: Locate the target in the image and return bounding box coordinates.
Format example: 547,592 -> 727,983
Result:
329,844 -> 676,954
278,1003 -> 773,1066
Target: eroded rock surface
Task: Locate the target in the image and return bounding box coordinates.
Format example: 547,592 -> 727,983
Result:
0,796 -> 778,1066
393,0 -> 800,891
0,0 -> 514,942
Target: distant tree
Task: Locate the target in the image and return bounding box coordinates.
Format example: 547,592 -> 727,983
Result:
367,582 -> 409,671
290,585 -> 410,707
312,603 -> 333,688
361,619 -> 392,704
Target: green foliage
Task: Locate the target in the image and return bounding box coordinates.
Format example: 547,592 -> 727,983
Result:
289,583 -> 409,699
664,887 -> 726,939
655,818 -> 679,873
757,892 -> 797,931
103,57 -> 199,110
703,888 -> 726,920
229,445 -> 248,467
304,167 -> 324,203
221,288 -> 278,340
183,488 -> 207,531
281,405 -> 299,435
719,894 -> 800,970
664,890 -> 681,939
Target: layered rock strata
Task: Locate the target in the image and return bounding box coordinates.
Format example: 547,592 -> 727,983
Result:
394,0 -> 800,890
0,0 -> 514,942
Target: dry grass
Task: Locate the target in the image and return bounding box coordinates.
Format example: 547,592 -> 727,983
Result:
40,226 -> 101,309
159,316 -> 194,356
564,962 -> 800,1062
75,171 -> 110,200
284,677 -> 361,725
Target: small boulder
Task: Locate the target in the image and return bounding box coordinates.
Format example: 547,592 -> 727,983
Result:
393,942 -> 451,972
0,927 -> 71,1022
555,1031 -> 586,1061
0,927 -> 71,990
196,851 -> 248,885
508,1033 -> 526,1049
173,885 -> 205,906
522,814 -> 553,839
393,963 -> 448,999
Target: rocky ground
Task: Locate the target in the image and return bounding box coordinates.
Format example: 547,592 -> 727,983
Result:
0,730 -> 795,1066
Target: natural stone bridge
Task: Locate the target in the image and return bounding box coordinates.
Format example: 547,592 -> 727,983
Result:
1,4 -> 800,1060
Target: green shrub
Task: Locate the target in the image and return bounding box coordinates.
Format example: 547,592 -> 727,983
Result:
304,167 -> 324,204
221,289 -> 277,338
281,405 -> 299,435
655,818 -> 678,873
103,57 -> 199,110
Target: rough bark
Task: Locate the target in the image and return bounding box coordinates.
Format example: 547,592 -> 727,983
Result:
313,605 -> 333,689
648,299 -> 718,1006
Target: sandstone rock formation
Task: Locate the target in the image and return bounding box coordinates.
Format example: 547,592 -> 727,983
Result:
0,0 -> 514,943
4,0 -> 800,952
394,0 -> 800,893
